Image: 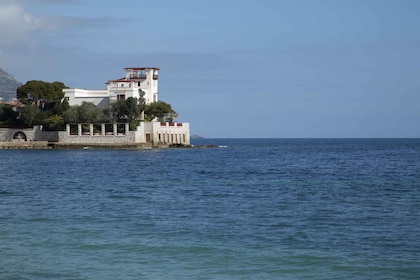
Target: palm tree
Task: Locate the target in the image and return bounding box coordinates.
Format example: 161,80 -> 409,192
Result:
46,114 -> 64,130
166,109 -> 178,123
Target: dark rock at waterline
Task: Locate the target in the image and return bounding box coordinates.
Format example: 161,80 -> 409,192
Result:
168,143 -> 218,148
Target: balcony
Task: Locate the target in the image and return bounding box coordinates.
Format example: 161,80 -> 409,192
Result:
129,74 -> 146,79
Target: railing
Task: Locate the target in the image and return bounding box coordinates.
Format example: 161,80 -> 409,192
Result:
129,74 -> 146,79
160,122 -> 183,127
67,123 -> 129,136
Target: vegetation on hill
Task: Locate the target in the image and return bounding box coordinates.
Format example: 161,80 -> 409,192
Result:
0,79 -> 178,130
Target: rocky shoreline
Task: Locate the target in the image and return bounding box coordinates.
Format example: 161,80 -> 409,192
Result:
0,141 -> 51,149
0,141 -> 218,150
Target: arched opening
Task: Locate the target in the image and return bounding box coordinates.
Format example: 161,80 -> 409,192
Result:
13,131 -> 27,142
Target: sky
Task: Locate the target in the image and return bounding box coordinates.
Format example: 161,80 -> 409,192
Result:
0,0 -> 419,138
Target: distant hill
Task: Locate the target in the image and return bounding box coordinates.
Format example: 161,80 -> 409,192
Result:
0,68 -> 22,101
191,134 -> 204,139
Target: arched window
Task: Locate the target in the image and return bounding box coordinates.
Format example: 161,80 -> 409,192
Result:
13,131 -> 27,142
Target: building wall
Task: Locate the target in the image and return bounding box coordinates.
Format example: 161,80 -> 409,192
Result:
56,123 -> 133,144
64,68 -> 159,107
140,68 -> 158,103
0,127 -> 36,141
147,122 -> 191,145
56,121 -> 189,146
107,85 -> 139,103
122,68 -> 159,103
134,124 -> 146,143
1,121 -> 190,146
0,126 -> 58,142
63,89 -> 109,108
57,131 -> 136,144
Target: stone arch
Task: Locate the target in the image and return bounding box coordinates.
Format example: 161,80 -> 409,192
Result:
13,131 -> 27,142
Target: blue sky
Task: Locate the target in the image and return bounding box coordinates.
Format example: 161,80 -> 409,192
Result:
1,0 -> 419,137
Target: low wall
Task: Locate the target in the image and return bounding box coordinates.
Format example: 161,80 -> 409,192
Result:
57,123 -> 135,144
0,126 -> 39,142
0,121 -> 191,147
0,126 -> 60,142
57,131 -> 136,144
58,122 -> 190,146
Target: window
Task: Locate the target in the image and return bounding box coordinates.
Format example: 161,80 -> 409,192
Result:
117,94 -> 126,100
13,131 -> 27,141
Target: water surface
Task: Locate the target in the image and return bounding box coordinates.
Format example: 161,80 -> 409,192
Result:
1,139 -> 419,279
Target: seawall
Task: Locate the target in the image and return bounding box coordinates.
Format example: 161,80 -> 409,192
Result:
0,141 -> 51,149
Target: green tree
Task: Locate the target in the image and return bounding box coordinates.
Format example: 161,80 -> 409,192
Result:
15,80 -> 69,127
20,105 -> 39,126
0,104 -> 19,124
60,98 -> 70,113
45,114 -> 64,131
166,109 -> 179,123
77,102 -> 103,123
17,80 -> 66,104
111,97 -> 141,129
138,89 -> 146,114
144,101 -> 173,122
62,106 -> 78,123
63,102 -> 104,123
34,111 -> 49,126
44,98 -> 70,115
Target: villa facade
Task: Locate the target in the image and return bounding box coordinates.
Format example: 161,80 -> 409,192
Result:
63,67 -> 160,108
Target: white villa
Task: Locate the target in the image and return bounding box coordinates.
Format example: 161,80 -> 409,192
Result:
63,67 -> 160,108
0,67 -> 191,148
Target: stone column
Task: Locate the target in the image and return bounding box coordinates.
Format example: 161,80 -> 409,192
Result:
101,123 -> 105,136
125,123 -> 129,134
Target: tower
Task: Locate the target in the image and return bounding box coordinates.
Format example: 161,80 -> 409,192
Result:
106,67 -> 159,104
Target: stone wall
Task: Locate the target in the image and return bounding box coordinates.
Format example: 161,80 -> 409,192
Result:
0,126 -> 40,142
0,126 -> 60,142
56,123 -> 135,144
1,121 -> 191,147
0,141 -> 50,149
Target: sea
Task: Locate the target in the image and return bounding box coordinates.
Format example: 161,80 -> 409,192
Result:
1,138 -> 419,279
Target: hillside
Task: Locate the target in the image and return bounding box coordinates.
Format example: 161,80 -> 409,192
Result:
0,68 -> 22,101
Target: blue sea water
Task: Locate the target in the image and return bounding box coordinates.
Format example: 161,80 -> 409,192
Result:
1,138 -> 420,279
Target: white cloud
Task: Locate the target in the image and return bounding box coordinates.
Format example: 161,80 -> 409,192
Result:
0,2 -> 46,45
0,1 -> 116,47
